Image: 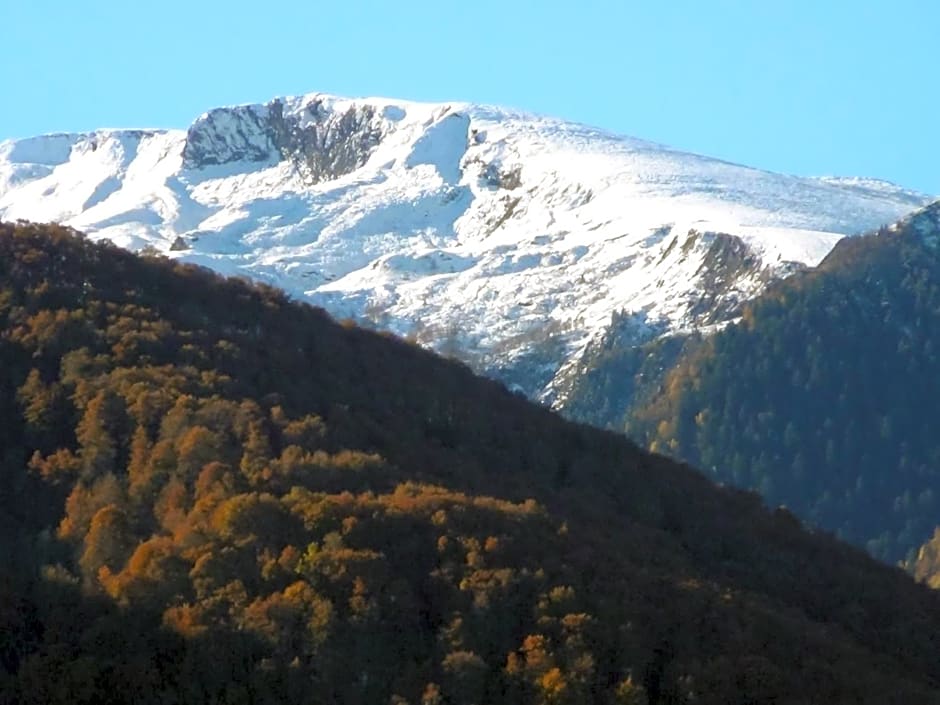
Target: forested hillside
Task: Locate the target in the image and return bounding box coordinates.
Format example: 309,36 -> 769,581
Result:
621,204 -> 940,564
3,222 -> 940,704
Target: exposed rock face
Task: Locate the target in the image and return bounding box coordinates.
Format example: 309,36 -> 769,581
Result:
269,98 -> 386,184
182,104 -> 277,167
689,231 -> 806,323
182,97 -> 389,184
169,235 -> 190,251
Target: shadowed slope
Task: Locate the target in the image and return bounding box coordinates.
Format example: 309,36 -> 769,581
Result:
1,222 -> 939,704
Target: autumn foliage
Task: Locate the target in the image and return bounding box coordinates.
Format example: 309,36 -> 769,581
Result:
1,222 -> 940,704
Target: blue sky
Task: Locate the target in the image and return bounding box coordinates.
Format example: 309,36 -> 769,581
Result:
3,0 -> 938,193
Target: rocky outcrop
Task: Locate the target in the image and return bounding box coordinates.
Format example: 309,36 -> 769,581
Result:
269,98 -> 386,184
182,97 -> 388,184
182,104 -> 278,167
690,231 -> 805,323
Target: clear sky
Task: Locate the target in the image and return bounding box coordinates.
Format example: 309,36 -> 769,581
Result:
3,0 -> 938,194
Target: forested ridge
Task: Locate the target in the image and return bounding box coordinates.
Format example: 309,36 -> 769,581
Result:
3,221 -> 940,704
617,205 -> 940,564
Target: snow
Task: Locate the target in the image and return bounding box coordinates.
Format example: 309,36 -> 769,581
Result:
0,92 -> 933,402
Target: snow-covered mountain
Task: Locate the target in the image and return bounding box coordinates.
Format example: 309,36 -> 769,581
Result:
0,93 -> 932,401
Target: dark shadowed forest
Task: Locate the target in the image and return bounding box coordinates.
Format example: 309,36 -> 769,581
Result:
2,222 -> 940,704
567,206 -> 940,565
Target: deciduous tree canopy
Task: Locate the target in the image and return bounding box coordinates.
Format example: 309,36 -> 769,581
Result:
1,222 -> 940,704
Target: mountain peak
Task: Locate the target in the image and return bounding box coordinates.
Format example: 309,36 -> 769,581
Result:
0,91 -> 932,401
